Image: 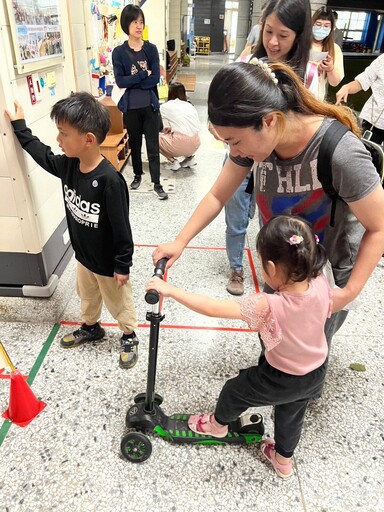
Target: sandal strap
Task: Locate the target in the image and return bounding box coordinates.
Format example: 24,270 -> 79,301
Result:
194,414 -> 211,433
262,441 -> 292,475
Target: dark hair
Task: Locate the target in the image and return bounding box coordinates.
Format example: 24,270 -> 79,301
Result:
253,0 -> 312,79
256,215 -> 327,283
120,4 -> 145,36
332,11 -> 338,21
312,7 -> 336,58
207,61 -> 360,136
168,82 -> 187,102
50,92 -> 110,144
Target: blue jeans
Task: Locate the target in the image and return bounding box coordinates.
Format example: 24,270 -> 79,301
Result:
225,172 -> 255,270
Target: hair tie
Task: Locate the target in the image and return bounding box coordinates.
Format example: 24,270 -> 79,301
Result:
249,58 -> 278,85
314,234 -> 319,244
288,235 -> 303,245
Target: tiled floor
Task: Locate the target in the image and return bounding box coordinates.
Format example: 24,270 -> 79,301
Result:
0,55 -> 383,512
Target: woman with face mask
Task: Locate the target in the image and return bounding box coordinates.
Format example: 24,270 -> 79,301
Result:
308,7 -> 344,100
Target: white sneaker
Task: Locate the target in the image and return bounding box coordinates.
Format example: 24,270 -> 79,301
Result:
180,156 -> 196,168
164,160 -> 181,172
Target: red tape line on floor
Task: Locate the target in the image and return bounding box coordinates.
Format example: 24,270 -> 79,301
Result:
60,245 -> 261,332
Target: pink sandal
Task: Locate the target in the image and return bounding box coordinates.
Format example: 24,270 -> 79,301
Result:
188,414 -> 228,438
261,438 -> 293,479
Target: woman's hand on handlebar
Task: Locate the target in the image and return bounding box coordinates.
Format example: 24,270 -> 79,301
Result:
152,240 -> 185,268
146,277 -> 173,297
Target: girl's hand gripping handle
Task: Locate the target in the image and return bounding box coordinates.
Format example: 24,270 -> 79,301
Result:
145,258 -> 169,305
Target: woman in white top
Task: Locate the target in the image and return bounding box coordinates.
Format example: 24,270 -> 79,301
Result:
159,83 -> 201,171
336,53 -> 384,145
307,7 -> 344,100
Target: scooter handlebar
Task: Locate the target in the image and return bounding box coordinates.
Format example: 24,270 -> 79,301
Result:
145,257 -> 169,305
153,257 -> 168,277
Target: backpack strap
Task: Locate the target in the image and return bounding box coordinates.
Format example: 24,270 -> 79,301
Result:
317,121 -> 350,227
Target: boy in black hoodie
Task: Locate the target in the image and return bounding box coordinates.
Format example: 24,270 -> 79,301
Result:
5,92 -> 139,369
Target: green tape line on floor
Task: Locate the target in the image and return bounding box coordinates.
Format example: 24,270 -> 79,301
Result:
0,323 -> 60,447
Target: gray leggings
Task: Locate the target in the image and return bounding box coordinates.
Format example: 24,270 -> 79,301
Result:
214,356 -> 328,458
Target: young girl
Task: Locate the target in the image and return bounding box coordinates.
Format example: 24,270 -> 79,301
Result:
147,215 -> 336,479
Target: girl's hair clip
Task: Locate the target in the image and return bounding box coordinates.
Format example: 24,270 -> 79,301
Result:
288,235 -> 304,245
314,234 -> 319,244
249,58 -> 278,85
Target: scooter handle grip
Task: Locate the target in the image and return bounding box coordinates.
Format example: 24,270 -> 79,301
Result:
153,257 -> 169,277
145,289 -> 160,305
145,257 -> 169,304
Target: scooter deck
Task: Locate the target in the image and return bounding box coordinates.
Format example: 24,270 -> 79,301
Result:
156,414 -> 263,445
126,403 -> 264,445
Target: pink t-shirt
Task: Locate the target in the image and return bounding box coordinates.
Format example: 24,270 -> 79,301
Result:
238,274 -> 333,375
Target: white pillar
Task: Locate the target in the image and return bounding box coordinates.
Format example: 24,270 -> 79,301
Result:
234,0 -> 252,57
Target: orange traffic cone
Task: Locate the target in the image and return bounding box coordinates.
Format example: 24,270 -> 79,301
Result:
2,370 -> 47,427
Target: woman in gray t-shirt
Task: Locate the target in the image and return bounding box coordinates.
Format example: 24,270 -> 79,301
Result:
153,60 -> 384,346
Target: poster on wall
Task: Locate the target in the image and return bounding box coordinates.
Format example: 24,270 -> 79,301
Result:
7,0 -> 64,74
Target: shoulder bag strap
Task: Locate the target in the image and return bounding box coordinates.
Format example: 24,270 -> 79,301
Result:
317,120 -> 349,227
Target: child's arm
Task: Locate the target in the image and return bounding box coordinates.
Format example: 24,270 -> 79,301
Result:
4,99 -> 24,122
146,277 -> 242,319
5,100 -> 63,176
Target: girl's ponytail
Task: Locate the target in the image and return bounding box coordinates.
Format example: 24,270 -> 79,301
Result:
311,241 -> 328,279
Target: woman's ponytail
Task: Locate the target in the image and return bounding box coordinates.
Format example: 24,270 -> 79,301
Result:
271,62 -> 361,137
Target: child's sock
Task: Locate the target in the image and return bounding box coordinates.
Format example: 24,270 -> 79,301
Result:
121,331 -> 135,341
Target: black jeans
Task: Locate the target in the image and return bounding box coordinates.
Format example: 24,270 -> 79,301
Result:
123,106 -> 160,184
214,356 -> 328,458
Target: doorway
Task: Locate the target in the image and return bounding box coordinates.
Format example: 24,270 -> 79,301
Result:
224,1 -> 239,54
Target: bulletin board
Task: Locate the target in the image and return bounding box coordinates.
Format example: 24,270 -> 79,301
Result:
6,0 -> 64,75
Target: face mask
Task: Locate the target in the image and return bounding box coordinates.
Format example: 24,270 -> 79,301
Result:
312,26 -> 331,41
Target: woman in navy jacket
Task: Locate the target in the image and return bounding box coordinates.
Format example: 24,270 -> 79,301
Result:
112,4 -> 168,199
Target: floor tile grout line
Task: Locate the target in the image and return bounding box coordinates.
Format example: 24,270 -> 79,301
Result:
0,323 -> 60,448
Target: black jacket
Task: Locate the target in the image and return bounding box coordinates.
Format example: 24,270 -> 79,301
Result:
11,120 -> 134,277
112,40 -> 160,112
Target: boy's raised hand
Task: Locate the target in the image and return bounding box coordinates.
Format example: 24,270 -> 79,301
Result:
4,100 -> 25,122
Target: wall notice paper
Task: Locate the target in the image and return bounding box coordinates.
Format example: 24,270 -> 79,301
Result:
46,71 -> 56,88
309,51 -> 328,62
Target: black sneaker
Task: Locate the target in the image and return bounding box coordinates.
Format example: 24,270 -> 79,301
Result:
153,184 -> 168,200
130,175 -> 142,190
119,332 -> 139,369
60,323 -> 105,348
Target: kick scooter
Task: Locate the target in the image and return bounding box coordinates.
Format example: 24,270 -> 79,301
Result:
120,258 -> 264,463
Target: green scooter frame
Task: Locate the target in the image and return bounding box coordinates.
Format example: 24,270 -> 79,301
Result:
120,259 -> 264,463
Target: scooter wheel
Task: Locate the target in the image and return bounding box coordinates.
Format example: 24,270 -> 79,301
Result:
134,392 -> 163,406
121,432 -> 152,463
